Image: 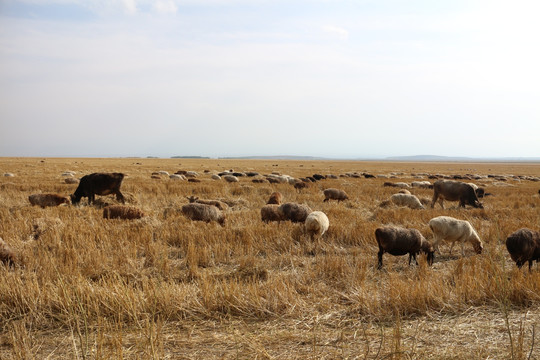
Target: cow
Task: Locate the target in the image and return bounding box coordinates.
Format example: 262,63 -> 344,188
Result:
71,173 -> 125,205
431,180 -> 483,209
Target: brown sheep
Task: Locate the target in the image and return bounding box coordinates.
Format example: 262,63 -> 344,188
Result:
431,180 -> 483,209
0,237 -> 16,267
506,228 -> 540,271
103,205 -> 145,220
28,193 -> 70,208
182,203 -> 226,226
375,226 -> 434,269
187,196 -> 229,210
277,203 -> 313,223
260,204 -> 284,223
266,192 -> 283,205
294,182 -> 309,191
323,188 -> 349,202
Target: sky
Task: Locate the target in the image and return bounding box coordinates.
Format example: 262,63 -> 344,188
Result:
0,0 -> 539,159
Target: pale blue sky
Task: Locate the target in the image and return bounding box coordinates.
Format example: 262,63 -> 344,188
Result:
0,0 -> 539,158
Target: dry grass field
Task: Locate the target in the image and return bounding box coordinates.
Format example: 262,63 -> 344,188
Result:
0,157 -> 539,359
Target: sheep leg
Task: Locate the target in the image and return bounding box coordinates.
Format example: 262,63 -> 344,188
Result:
115,190 -> 125,204
449,241 -> 456,255
433,236 -> 442,254
430,193 -> 438,208
438,198 -> 445,209
377,249 -> 384,269
409,253 -> 418,266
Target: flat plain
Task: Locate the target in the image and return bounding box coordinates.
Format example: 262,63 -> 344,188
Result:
0,157 -> 539,359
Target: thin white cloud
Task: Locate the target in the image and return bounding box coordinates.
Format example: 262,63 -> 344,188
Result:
322,25 -> 348,40
153,0 -> 177,14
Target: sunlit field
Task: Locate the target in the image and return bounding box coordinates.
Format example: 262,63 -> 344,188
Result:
0,157 -> 539,359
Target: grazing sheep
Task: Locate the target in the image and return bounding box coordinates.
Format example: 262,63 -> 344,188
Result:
185,171 -> 199,178
305,211 -> 329,239
64,178 -> 79,184
294,182 -> 309,191
398,189 -> 411,195
188,178 -> 201,183
3,173 -> 14,177
0,237 -> 16,267
223,175 -> 239,183
375,226 -> 434,269
390,193 -> 425,209
29,194 -> 70,208
411,181 -> 432,189
182,203 -> 226,226
170,174 -> 186,180
505,228 -> 540,270
395,182 -> 410,188
431,180 -> 483,209
323,188 -> 349,202
103,205 -> 145,220
187,196 -> 229,210
266,192 -> 283,205
429,216 -> 483,255
278,203 -> 313,223
157,171 -> 170,176
211,174 -> 221,180
252,178 -> 268,183
261,204 -> 284,223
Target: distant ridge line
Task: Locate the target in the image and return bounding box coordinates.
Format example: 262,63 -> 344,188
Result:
162,154 -> 540,162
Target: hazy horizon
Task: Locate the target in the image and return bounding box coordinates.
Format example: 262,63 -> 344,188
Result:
1,1 -> 539,159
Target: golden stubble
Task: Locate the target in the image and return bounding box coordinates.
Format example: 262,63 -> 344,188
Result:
0,157 -> 539,359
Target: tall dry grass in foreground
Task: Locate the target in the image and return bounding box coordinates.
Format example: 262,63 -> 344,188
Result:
0,157 -> 539,359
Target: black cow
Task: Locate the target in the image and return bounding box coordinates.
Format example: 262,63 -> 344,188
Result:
431,180 -> 483,209
71,173 -> 125,205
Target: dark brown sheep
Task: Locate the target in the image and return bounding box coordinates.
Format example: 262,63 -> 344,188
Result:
260,204 -> 284,223
277,203 -> 313,223
323,188 -> 349,202
103,205 -> 145,220
506,228 -> 540,270
0,237 -> 16,267
266,192 -> 283,205
294,182 -> 309,191
28,193 -> 70,208
182,203 -> 225,226
375,226 -> 434,269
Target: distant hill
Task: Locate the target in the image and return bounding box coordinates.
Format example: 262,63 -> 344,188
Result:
385,155 -> 473,161
218,155 -> 330,160
385,155 -> 540,162
171,156 -> 211,159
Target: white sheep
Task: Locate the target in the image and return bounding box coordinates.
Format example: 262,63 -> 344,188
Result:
305,211 -> 329,239
428,216 -> 483,255
411,181 -> 432,189
223,175 -> 239,183
169,174 -> 186,180
390,193 -> 425,210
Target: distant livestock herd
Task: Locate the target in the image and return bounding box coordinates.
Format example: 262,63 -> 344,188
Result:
1,169 -> 538,272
